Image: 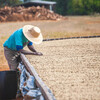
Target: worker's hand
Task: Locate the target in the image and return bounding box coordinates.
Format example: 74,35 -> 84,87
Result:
34,52 -> 43,56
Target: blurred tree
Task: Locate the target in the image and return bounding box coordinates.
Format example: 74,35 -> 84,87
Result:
44,0 -> 100,15
45,0 -> 70,15
0,0 -> 22,7
0,0 -> 99,15
67,0 -> 93,15
68,0 -> 100,15
93,0 -> 100,13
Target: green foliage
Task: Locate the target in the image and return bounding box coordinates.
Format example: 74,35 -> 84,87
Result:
67,0 -> 100,15
0,0 -> 100,15
0,0 -> 22,7
46,0 -> 100,15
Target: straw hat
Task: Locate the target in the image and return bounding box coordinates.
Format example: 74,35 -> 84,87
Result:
23,25 -> 43,44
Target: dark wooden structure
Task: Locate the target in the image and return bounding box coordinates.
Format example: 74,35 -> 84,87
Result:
18,0 -> 56,11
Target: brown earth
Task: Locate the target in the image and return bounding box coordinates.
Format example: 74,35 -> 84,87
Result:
26,38 -> 100,100
0,16 -> 100,100
0,16 -> 100,71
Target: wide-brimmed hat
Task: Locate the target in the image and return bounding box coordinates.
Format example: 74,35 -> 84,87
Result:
23,25 -> 43,44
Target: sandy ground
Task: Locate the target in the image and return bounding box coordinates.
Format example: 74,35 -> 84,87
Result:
0,16 -> 100,38
26,38 -> 100,100
0,16 -> 100,70
0,16 -> 100,100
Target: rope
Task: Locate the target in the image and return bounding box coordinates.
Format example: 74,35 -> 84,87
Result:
43,35 -> 100,42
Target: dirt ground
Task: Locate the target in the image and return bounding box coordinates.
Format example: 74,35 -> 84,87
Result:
0,16 -> 100,100
0,16 -> 100,70
26,38 -> 100,100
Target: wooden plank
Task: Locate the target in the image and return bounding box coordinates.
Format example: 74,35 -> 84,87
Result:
20,54 -> 56,100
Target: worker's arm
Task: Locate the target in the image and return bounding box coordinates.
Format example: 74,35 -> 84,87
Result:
18,49 -> 42,55
27,45 -> 43,56
16,45 -> 43,56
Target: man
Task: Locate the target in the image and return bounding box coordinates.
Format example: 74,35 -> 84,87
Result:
3,25 -> 43,71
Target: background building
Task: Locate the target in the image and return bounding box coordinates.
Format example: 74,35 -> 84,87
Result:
18,0 -> 56,11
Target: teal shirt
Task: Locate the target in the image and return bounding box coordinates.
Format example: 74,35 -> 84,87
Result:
3,28 -> 29,51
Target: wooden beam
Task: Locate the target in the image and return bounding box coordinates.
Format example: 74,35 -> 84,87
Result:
20,54 -> 56,100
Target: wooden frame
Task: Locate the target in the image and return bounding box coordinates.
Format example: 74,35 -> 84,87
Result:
20,54 -> 56,100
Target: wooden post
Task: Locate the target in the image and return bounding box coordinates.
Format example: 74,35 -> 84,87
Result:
20,54 -> 56,100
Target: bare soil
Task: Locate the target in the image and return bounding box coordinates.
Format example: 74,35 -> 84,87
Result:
0,16 -> 100,100
26,38 -> 100,100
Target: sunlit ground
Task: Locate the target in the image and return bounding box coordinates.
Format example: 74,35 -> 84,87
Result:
0,16 -> 100,71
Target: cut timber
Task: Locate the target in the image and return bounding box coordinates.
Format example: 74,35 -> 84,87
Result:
20,54 -> 56,100
0,6 -> 65,22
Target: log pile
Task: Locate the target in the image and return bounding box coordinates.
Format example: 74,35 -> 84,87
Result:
0,6 -> 64,22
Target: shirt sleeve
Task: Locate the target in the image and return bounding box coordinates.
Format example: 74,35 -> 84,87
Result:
28,42 -> 33,46
16,45 -> 23,51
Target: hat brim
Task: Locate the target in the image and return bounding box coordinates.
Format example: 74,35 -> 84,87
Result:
23,25 -> 43,44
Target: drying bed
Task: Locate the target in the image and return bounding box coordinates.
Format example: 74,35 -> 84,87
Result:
26,38 -> 100,100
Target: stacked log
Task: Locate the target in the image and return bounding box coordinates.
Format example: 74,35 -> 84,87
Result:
0,6 -> 64,22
